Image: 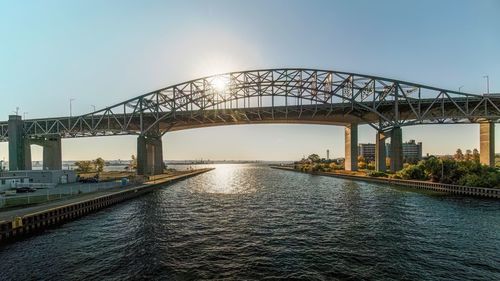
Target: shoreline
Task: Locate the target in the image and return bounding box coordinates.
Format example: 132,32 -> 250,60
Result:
271,166 -> 500,199
0,168 -> 213,244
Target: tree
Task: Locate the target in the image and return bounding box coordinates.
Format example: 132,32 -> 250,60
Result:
464,149 -> 472,161
398,164 -> 427,180
421,156 -> 442,182
93,157 -> 105,173
472,149 -> 480,163
357,156 -> 367,169
454,149 -> 464,161
129,155 -> 137,170
75,161 -> 93,173
307,154 -> 321,163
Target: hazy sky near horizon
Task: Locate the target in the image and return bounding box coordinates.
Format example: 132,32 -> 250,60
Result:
0,0 -> 499,161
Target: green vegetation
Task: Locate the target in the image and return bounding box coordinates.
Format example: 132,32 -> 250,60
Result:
75,157 -> 105,173
397,156 -> 500,188
367,171 -> 388,178
295,154 -> 344,173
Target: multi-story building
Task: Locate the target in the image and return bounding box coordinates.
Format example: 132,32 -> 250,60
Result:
403,139 -> 423,163
358,143 -> 376,161
359,140 -> 423,164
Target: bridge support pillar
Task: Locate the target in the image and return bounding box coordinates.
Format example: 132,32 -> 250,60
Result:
137,135 -> 164,175
42,137 -> 62,170
8,115 -> 31,171
375,131 -> 387,172
389,127 -> 403,172
344,123 -> 358,171
29,136 -> 63,170
479,122 -> 495,167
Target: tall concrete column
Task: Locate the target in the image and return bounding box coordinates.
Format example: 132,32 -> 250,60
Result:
153,137 -> 164,174
375,131 -> 387,172
137,135 -> 164,175
24,142 -> 32,170
8,115 -> 30,170
42,137 -> 62,170
137,135 -> 148,175
345,123 -> 358,171
389,127 -> 403,172
480,122 -> 495,167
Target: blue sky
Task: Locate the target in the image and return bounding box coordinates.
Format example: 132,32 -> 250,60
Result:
0,0 -> 499,161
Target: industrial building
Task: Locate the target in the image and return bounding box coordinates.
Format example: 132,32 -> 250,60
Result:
0,170 -> 77,191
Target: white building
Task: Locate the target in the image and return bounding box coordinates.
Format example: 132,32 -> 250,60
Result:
0,170 -> 77,191
0,176 -> 30,191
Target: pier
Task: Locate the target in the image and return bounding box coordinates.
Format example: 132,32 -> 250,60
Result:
0,168 -> 213,243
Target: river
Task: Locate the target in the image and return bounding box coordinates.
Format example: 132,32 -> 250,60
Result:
0,164 -> 499,280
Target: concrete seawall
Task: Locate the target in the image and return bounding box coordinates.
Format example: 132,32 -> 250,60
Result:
0,168 -> 213,244
271,166 -> 500,199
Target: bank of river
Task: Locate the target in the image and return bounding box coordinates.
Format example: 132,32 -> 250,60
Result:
0,168 -> 213,243
0,164 -> 499,280
271,166 -> 500,199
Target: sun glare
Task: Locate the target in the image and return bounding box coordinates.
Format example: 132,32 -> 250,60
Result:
210,75 -> 230,92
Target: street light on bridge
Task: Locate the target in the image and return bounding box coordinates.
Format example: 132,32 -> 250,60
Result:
69,98 -> 76,117
483,75 -> 490,94
458,86 -> 464,92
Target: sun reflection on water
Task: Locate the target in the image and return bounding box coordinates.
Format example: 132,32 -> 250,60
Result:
188,164 -> 258,194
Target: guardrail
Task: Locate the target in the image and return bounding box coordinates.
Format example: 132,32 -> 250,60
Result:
0,181 -> 127,209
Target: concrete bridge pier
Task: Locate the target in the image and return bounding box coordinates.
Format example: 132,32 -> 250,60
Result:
24,136 -> 63,170
480,122 -> 495,167
41,137 -> 62,170
137,135 -> 164,175
389,127 -> 403,172
375,131 -> 387,172
8,115 -> 31,171
344,123 -> 358,171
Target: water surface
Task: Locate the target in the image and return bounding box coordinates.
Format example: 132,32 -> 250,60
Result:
1,164 -> 499,280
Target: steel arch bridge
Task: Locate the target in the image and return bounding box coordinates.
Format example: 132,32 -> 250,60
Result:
1,68 -> 499,140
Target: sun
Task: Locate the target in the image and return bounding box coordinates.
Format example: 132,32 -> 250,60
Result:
210,75 -> 230,92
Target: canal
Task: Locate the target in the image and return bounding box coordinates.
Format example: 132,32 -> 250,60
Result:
0,164 -> 499,280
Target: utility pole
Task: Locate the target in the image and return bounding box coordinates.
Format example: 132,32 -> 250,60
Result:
91,105 -> 96,112
458,86 -> 464,93
23,112 -> 28,120
483,75 -> 490,94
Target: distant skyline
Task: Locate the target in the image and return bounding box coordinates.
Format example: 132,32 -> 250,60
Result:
1,0 -> 499,161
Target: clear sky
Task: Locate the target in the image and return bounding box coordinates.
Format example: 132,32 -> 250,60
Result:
0,0 -> 499,161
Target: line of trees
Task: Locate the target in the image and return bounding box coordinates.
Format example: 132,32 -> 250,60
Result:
397,156 -> 500,188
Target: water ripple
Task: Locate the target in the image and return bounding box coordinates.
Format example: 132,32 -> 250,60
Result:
1,164 -> 499,280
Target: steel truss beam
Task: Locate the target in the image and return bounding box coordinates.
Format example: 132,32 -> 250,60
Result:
0,68 -> 499,141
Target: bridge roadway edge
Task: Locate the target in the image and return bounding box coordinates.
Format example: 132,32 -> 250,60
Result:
271,166 -> 500,199
0,168 -> 214,245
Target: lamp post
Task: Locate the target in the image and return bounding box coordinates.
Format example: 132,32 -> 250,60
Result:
483,75 -> 490,94
69,98 -> 75,117
69,98 -> 75,128
458,86 -> 464,93
91,105 -> 96,112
